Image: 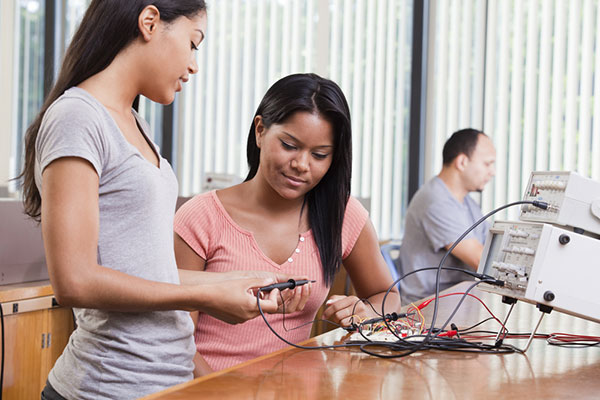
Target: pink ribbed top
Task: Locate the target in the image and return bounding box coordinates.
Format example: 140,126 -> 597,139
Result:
174,190 -> 368,371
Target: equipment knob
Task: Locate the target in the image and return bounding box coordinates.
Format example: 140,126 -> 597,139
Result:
543,291 -> 555,302
558,234 -> 570,245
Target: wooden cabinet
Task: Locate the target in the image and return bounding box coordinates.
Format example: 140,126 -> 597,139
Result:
1,282 -> 73,399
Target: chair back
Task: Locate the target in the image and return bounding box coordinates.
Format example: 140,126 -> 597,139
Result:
380,242 -> 402,290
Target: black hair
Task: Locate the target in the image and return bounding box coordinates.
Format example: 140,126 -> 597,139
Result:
20,0 -> 207,221
246,73 -> 352,287
442,128 -> 486,166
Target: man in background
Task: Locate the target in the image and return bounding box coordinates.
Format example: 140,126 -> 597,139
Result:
398,129 -> 496,303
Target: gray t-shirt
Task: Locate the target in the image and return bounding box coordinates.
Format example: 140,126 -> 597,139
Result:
35,87 -> 195,399
398,177 -> 489,303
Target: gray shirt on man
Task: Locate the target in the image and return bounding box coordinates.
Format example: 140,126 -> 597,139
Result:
35,87 -> 195,399
398,177 -> 489,304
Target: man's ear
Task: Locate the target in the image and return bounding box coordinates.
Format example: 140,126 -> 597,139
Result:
139,5 -> 160,42
455,153 -> 468,172
254,115 -> 265,148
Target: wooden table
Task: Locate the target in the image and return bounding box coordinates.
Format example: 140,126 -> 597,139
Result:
144,281 -> 600,399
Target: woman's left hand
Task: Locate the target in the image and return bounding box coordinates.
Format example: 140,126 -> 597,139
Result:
275,282 -> 312,314
322,295 -> 373,327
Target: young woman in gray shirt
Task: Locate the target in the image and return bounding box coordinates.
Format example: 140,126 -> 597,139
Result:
19,1 -> 306,399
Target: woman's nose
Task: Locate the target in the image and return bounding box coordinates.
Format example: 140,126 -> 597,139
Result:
291,153 -> 309,172
189,56 -> 199,75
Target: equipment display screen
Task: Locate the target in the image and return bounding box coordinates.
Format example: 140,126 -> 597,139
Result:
481,231 -> 504,276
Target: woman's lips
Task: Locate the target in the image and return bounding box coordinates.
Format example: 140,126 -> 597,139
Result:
283,174 -> 305,186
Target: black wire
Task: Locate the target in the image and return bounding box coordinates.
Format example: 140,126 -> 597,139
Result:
347,297 -> 381,327
456,329 -> 600,350
377,265 -> 494,343
355,324 -> 374,343
278,291 -> 345,332
458,317 -> 494,333
464,331 -> 550,338
356,298 -> 382,320
546,334 -> 600,347
283,316 -> 344,332
357,281 -> 520,358
279,291 -> 288,331
375,200 -> 544,357
460,330 -> 500,335
357,336 -> 519,358
257,200 -> 550,358
436,281 -> 486,334
255,266 -> 516,357
256,288 -> 365,351
426,200 -> 538,346
256,271 -> 517,357
379,264 -> 496,337
256,281 -> 520,356
547,341 -> 600,348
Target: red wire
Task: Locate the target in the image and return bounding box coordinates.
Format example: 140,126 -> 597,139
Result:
412,292 -> 507,334
404,295 -> 599,344
548,333 -> 600,343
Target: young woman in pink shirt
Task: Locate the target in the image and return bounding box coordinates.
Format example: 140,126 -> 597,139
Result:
174,73 -> 400,374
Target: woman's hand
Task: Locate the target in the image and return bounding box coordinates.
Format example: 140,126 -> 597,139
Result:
322,295 -> 375,327
274,282 -> 312,314
324,217 -> 401,327
192,351 -> 214,378
195,274 -> 312,324
196,276 -> 281,324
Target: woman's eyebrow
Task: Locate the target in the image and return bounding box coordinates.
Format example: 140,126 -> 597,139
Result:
282,131 -> 334,148
196,29 -> 205,42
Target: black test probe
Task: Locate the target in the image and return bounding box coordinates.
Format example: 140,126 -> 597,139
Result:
259,279 -> 315,292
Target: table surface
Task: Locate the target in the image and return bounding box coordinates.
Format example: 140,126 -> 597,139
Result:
145,281 -> 600,399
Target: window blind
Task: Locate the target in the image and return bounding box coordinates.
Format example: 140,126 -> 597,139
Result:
176,0 -> 414,239
426,0 -> 600,221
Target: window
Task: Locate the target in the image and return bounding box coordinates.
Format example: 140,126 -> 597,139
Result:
176,0 -> 414,239
5,0 -> 164,193
425,0 -> 600,220
63,0 -> 88,46
9,0 -> 45,193
5,0 -> 414,239
0,0 -> 18,193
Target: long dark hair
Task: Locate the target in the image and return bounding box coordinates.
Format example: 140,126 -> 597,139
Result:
19,0 -> 207,221
246,73 -> 352,286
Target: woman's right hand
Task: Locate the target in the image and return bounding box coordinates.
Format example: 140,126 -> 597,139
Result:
195,273 -> 312,324
223,271 -> 313,315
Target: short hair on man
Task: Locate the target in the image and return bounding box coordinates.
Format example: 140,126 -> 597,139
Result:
442,128 -> 486,166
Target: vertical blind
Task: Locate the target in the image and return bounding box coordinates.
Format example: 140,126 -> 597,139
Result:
426,0 -> 600,220
424,0 -> 487,181
176,0 -> 414,239
8,0 -> 160,189
7,0 -> 414,239
11,0 -> 45,192
11,0 -> 599,238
